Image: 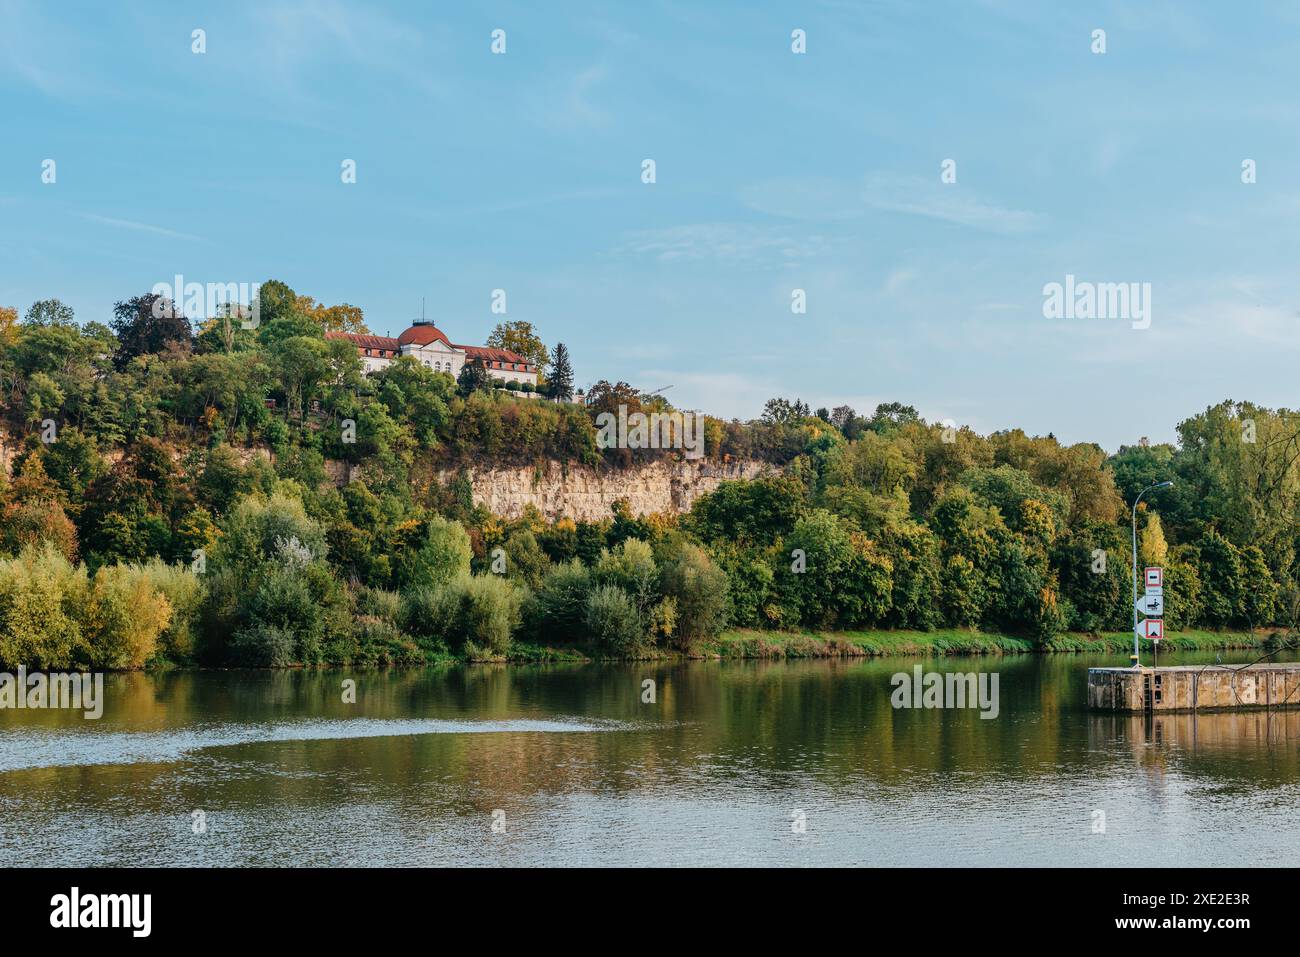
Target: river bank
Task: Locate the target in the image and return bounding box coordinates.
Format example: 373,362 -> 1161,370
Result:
499,627 -> 1285,664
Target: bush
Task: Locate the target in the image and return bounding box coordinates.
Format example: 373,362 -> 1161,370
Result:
216,491 -> 328,571
595,539 -> 658,620
138,560 -> 204,662
230,566 -> 326,665
504,528 -> 550,589
584,584 -> 643,653
0,543 -> 89,668
659,543 -> 728,649
353,617 -> 421,666
355,585 -> 401,622
231,623 -> 297,667
524,559 -> 592,641
84,564 -> 173,668
402,574 -> 524,658
399,515 -> 472,590
398,584 -> 460,645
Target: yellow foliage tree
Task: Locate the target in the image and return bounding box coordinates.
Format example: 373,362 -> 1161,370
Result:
1140,512 -> 1169,568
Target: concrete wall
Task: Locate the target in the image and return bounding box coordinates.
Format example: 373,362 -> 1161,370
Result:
1088,664 -> 1300,712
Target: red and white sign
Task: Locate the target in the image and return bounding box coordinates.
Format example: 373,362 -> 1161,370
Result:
1142,618 -> 1164,641
1145,566 -> 1163,588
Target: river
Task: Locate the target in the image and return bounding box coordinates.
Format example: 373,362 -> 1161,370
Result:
2,650 -> 1298,866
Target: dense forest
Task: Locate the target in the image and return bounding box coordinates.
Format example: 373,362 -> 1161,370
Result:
1,283 -> 1297,669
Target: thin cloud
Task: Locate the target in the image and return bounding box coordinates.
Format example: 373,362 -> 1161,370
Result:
618,223 -> 830,265
79,214 -> 203,242
740,173 -> 1042,235
861,172 -> 1042,234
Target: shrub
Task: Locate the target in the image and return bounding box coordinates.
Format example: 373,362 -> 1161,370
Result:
399,515 -> 472,590
524,559 -> 592,641
398,584 -> 461,644
0,543 -> 89,668
216,491 -> 328,571
231,623 -> 297,667
595,538 -> 658,620
85,564 -> 173,669
659,543 -> 728,649
353,617 -> 421,666
584,584 -> 643,653
402,574 -> 524,658
138,559 -> 204,663
232,566 -> 325,665
504,528 -> 550,590
355,585 -> 401,622
454,574 -> 524,658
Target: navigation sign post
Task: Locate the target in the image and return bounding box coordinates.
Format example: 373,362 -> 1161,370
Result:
1130,481 -> 1173,668
1137,566 -> 1165,667
1134,593 -> 1165,617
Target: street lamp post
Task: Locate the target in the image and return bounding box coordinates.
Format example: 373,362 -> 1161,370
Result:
1131,480 -> 1173,668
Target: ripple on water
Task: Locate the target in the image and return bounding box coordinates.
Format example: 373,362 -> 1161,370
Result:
0,717 -> 641,773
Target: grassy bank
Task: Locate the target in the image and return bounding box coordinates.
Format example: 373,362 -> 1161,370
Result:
683,627 -> 1285,661
259,629 -> 1290,666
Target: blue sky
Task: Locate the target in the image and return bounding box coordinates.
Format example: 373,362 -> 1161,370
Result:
3,0 -> 1299,449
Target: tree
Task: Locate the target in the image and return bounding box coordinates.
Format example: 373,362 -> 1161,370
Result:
0,306 -> 17,346
255,280 -> 299,327
761,397 -> 811,424
457,358 -> 489,395
400,516 -> 472,590
295,294 -> 368,334
547,342 -> 574,401
23,299 -> 76,328
659,543 -> 729,649
110,293 -> 191,366
869,402 -> 921,432
584,585 -> 643,652
486,320 -> 549,371
269,336 -> 329,421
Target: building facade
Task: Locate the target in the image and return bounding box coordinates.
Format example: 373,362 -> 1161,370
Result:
326,321 -> 541,389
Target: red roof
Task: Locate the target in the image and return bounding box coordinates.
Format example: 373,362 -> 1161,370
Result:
325,328 -> 533,369
397,323 -> 452,347
457,344 -> 531,367
326,331 -> 399,351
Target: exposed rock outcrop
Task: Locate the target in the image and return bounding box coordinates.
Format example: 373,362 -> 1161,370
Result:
435,458 -> 772,521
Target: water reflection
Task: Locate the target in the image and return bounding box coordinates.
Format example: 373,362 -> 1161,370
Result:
0,651 -> 1297,866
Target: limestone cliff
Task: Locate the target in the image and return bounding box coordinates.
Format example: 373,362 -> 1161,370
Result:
436,458 -> 772,521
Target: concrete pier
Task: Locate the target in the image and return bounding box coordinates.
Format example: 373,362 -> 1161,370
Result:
1087,663 -> 1300,712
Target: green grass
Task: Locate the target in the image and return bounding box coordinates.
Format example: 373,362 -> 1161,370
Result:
695,627 -> 1284,660
500,642 -> 592,663
483,628 -> 1288,663
1040,629 -> 1281,654
702,628 -> 1033,659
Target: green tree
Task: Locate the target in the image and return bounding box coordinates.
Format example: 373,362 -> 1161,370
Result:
23,298 -> 76,328
547,342 -> 574,401
487,320 -> 550,371
110,293 -> 192,367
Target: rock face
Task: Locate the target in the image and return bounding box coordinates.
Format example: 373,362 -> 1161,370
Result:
438,458 -> 772,521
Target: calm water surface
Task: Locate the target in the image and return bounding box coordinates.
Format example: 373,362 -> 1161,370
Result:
2,650 -> 1298,866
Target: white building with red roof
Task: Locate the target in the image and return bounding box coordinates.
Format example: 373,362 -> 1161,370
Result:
326,321 -> 541,389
